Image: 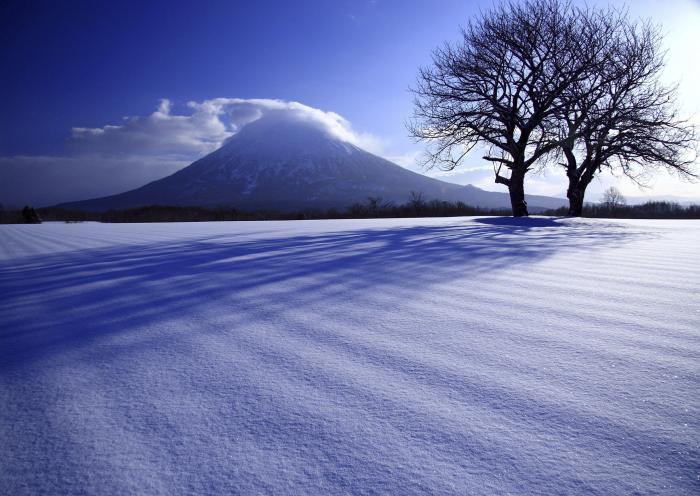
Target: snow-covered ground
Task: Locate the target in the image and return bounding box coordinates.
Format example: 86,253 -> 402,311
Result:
1,217 -> 698,495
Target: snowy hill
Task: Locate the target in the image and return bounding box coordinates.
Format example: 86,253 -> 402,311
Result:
59,113 -> 566,212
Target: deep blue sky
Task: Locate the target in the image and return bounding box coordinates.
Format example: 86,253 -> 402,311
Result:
0,0 -> 487,156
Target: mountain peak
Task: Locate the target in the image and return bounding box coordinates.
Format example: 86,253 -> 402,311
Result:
217,114 -> 360,161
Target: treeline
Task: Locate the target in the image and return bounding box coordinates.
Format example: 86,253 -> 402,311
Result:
92,201 -> 700,222
0,206 -> 42,224
543,201 -> 700,219
95,199 -> 511,223
2,200 -> 698,224
0,199 -> 510,224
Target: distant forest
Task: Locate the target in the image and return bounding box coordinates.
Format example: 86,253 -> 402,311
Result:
2,199 -> 699,224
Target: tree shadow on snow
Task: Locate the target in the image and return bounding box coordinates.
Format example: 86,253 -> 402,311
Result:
0,218 -> 641,371
475,216 -> 563,228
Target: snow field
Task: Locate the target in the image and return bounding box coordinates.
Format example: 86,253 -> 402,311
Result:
1,217 -> 698,494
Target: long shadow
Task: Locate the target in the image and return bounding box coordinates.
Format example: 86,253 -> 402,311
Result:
0,219 -> 636,370
475,216 -> 564,228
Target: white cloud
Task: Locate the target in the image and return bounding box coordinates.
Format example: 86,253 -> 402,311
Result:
382,150 -> 422,169
67,97 -> 387,159
68,98 -> 229,158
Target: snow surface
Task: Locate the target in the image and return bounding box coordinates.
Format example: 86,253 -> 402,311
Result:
1,217 -> 698,495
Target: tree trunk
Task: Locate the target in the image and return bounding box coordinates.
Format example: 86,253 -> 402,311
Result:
494,164 -> 529,217
508,170 -> 529,217
566,165 -> 595,217
567,186 -> 585,217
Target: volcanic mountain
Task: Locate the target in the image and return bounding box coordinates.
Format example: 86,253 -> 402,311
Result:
60,114 -> 566,212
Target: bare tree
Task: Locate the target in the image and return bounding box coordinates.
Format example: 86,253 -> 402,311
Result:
409,0 -> 608,217
555,9 -> 697,216
601,186 -> 626,209
408,191 -> 426,216
365,197 -> 393,217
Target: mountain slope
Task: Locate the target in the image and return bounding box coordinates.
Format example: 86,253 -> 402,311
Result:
60,115 -> 566,212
